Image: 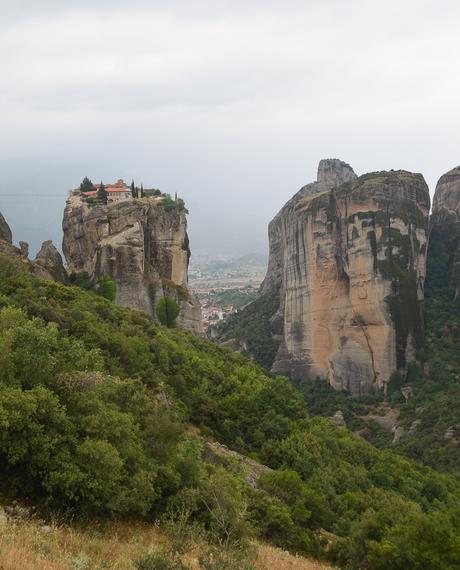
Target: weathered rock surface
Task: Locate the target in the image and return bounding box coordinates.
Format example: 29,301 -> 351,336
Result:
62,194 -> 202,334
0,215 -> 20,258
34,240 -> 68,283
332,410 -> 346,427
430,166 -> 460,296
0,211 -> 65,282
408,419 -> 421,436
0,211 -> 12,244
392,426 -> 406,444
260,159 -> 430,395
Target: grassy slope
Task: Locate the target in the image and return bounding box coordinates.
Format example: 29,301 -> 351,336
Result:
0,514 -> 333,570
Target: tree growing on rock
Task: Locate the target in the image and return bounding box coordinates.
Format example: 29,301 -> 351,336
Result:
79,177 -> 93,194
97,181 -> 108,204
156,296 -> 180,328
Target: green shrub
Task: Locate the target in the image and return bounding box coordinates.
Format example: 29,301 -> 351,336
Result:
95,276 -> 117,301
161,194 -> 177,212
135,548 -> 189,570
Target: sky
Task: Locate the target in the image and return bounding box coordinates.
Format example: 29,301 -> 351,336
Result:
1,0 -> 460,257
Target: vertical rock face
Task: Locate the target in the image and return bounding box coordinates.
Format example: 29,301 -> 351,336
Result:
0,211 -> 12,244
430,167 -> 460,296
261,160 -> 430,395
62,194 -> 202,334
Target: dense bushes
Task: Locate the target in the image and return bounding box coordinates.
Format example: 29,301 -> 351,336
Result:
1,253 -> 460,567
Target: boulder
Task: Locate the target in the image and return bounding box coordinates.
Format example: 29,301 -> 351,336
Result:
332,410 -> 346,427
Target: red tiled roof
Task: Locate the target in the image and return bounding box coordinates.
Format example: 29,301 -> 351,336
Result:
82,187 -> 130,197
92,179 -> 127,190
80,179 -> 130,198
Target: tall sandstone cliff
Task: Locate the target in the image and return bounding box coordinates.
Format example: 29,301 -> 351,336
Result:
258,159 -> 430,395
430,166 -> 460,297
62,193 -> 202,334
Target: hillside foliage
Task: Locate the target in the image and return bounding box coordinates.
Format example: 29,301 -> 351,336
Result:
0,254 -> 460,568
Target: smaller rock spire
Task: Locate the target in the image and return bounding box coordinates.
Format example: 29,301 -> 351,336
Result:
317,159 -> 357,192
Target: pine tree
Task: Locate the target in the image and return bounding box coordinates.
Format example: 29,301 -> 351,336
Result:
140,184 -> 144,198
130,180 -> 135,199
79,177 -> 93,193
98,181 -> 108,204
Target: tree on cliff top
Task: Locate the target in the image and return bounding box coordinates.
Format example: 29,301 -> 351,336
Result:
98,181 -> 108,204
156,296 -> 180,328
79,177 -> 93,193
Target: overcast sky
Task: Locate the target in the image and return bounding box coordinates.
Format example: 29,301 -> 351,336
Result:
1,0 -> 460,257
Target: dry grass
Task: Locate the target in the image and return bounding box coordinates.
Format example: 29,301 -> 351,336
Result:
255,544 -> 334,570
0,516 -> 333,570
0,518 -> 167,570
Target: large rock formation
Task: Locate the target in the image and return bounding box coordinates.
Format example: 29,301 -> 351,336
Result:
430,166 -> 460,296
259,159 -> 430,395
62,192 -> 202,334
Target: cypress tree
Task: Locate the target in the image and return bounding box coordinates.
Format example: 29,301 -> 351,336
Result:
156,296 -> 180,328
98,181 -> 108,204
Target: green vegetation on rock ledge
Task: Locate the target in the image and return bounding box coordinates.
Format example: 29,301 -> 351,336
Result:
1,253 -> 460,568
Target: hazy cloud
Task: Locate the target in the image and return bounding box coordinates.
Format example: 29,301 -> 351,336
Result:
1,0 -> 460,255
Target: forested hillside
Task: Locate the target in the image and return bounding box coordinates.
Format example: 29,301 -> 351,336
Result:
0,253 -> 460,569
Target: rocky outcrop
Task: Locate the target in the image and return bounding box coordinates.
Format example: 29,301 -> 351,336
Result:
0,211 -> 12,244
34,240 -> 68,283
430,166 -> 460,296
0,210 -> 66,283
0,213 -> 20,258
259,159 -> 430,395
62,193 -> 202,334
332,410 -> 346,428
